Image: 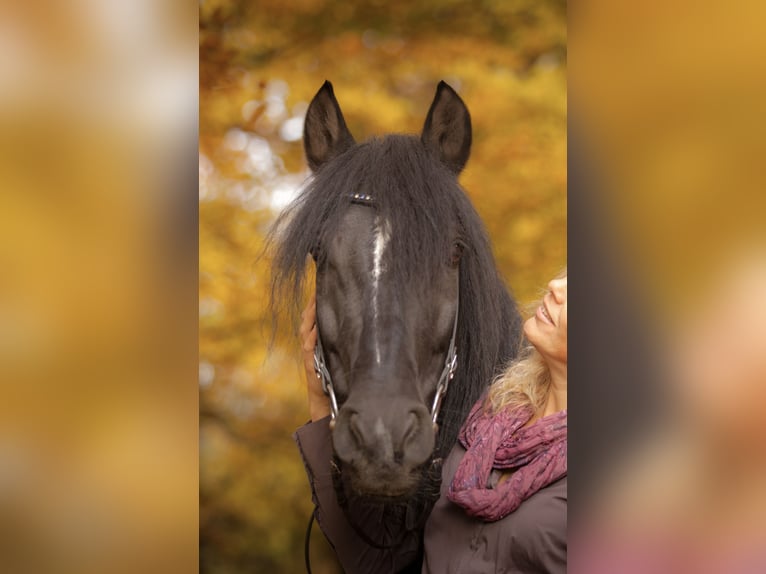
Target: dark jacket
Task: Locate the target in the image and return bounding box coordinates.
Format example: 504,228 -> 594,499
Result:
295,417 -> 566,574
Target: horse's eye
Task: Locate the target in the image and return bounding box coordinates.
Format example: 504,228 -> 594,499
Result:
450,241 -> 465,267
310,242 -> 320,262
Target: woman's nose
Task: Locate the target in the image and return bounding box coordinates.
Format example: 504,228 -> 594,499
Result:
548,277 -> 567,299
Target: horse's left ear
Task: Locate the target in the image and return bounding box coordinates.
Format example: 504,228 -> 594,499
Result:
421,81 -> 472,175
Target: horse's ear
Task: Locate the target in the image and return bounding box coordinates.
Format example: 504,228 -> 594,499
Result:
304,81 -> 356,172
421,81 -> 472,175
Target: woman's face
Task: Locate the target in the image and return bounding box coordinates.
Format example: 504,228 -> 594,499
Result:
524,275 -> 568,365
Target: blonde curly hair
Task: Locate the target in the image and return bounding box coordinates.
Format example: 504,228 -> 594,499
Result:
487,268 -> 566,415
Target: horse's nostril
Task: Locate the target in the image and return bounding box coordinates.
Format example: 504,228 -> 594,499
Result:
348,413 -> 364,448
334,404 -> 434,469
401,411 -> 419,448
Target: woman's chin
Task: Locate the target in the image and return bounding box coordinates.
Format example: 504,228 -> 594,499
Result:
523,316 -> 540,343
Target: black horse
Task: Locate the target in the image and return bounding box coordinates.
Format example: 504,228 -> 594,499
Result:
271,81 -> 521,504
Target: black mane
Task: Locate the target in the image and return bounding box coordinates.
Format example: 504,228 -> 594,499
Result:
269,134 -> 522,460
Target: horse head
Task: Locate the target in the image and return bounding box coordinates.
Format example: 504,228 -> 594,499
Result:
272,81 -> 519,499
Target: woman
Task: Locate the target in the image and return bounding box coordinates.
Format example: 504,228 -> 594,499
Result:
295,271 -> 567,573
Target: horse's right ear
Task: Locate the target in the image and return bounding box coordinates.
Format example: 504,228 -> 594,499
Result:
421,81 -> 472,175
303,81 -> 356,172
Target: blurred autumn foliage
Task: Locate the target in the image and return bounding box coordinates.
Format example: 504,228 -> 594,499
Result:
199,1 -> 566,572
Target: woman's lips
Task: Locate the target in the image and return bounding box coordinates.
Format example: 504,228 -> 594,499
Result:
537,303 -> 554,325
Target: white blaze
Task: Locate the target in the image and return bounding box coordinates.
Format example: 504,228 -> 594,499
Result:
372,217 -> 391,365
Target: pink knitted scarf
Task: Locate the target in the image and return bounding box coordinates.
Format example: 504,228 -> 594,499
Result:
447,398 -> 567,522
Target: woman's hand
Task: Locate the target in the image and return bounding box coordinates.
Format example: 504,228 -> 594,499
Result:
300,293 -> 332,422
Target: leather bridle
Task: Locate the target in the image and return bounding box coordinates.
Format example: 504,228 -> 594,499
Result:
312,193 -> 460,429
304,193 -> 460,571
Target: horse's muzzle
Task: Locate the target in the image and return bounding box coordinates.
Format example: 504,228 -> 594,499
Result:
331,398 -> 435,496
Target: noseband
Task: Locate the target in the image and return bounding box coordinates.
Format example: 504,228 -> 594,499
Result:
312,193 -> 460,428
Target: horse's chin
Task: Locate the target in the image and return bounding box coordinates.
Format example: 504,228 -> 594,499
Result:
352,486 -> 414,503
343,463 -> 423,500
349,479 -> 418,501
